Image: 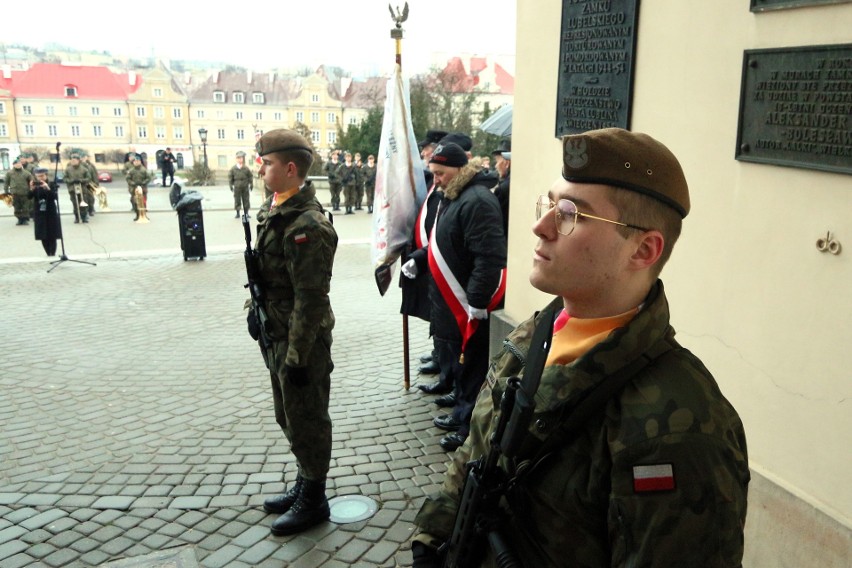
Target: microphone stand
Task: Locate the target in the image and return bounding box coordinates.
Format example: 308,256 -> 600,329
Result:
48,141 -> 96,273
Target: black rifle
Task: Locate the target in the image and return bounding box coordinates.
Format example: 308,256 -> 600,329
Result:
441,307 -> 555,568
242,214 -> 272,356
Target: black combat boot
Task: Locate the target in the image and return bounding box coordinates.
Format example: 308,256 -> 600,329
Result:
263,474 -> 304,515
269,477 -> 329,536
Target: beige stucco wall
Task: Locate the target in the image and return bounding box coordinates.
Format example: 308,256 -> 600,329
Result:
509,0 -> 851,561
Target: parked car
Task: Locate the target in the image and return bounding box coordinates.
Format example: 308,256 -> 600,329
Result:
98,172 -> 112,183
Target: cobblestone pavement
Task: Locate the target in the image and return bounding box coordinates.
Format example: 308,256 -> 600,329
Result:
0,193 -> 453,567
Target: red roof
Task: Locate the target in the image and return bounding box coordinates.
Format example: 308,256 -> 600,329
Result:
7,63 -> 140,99
494,63 -> 514,95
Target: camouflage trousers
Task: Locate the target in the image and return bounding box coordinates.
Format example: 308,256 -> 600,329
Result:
343,183 -> 358,209
267,331 -> 334,481
233,186 -> 251,213
329,182 -> 342,209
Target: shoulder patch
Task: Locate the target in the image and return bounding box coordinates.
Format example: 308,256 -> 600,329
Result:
632,463 -> 675,493
294,233 -> 308,244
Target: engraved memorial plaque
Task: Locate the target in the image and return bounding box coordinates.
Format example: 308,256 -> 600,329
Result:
736,44 -> 852,175
556,0 -> 640,137
751,0 -> 852,13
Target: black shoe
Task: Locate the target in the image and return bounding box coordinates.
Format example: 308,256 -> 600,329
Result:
419,353 -> 433,364
433,414 -> 462,432
22,219 -> 30,225
235,211 -> 240,218
435,392 -> 456,408
263,475 -> 303,515
133,215 -> 139,221
74,218 -> 80,224
417,381 -> 451,395
82,218 -> 89,223
270,478 -> 330,536
440,433 -> 467,451
419,360 -> 440,375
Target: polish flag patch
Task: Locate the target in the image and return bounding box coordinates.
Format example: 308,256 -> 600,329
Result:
294,233 -> 308,244
632,463 -> 675,493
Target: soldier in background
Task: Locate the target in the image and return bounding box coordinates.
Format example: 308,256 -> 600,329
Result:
362,154 -> 377,214
82,154 -> 99,215
64,153 -> 92,224
338,151 -> 360,215
353,152 -> 364,210
250,129 -> 338,536
5,157 -> 34,225
323,150 -> 342,211
411,128 -> 749,567
229,151 -> 254,219
125,154 -> 153,221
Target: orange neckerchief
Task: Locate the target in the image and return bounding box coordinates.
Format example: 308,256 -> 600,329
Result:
545,306 -> 640,366
272,186 -> 301,208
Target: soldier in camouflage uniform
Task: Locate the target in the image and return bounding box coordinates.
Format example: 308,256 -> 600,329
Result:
64,153 -> 93,224
338,151 -> 360,215
229,151 -> 254,219
4,157 -> 34,225
82,154 -> 99,215
411,128 -> 749,567
323,150 -> 342,211
251,129 -> 338,536
125,154 -> 154,221
362,154 -> 377,213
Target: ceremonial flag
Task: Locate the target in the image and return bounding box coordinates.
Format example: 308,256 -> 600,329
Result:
371,64 -> 427,295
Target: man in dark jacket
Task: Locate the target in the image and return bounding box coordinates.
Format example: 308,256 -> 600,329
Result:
492,138 -> 511,240
420,142 -> 506,451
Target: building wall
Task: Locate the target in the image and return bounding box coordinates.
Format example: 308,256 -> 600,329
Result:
508,0 -> 851,563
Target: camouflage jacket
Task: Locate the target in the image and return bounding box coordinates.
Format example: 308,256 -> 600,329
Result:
229,165 -> 254,190
64,163 -> 92,186
5,168 -> 33,195
336,162 -> 360,186
361,164 -> 377,188
253,181 -> 337,367
324,160 -> 340,183
125,165 -> 153,187
414,281 -> 749,567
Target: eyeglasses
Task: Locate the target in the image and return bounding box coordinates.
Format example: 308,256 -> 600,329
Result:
535,196 -> 650,236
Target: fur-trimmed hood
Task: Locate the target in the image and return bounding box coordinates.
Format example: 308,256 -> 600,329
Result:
442,163 -> 484,201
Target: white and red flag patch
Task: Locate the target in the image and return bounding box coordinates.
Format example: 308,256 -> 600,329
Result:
632,463 -> 675,493
294,233 -> 308,244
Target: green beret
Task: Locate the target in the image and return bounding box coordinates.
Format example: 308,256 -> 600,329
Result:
562,128 -> 690,218
236,151 -> 246,158
255,128 -> 312,157
70,153 -> 81,159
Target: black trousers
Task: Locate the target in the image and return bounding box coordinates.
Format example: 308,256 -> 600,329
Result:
435,321 -> 490,437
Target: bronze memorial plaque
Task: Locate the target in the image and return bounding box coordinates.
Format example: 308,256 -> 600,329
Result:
556,0 -> 639,137
751,0 -> 852,12
736,44 -> 852,175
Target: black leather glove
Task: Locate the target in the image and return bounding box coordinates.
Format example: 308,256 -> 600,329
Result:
411,542 -> 441,568
286,365 -> 309,387
246,311 -> 260,341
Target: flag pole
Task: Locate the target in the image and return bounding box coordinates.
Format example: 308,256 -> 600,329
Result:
389,3 -> 411,390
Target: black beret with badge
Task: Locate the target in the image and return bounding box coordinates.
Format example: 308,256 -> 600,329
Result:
561,128 -> 690,218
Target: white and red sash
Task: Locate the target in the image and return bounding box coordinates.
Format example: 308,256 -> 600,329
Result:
414,184 -> 435,249
428,206 -> 506,353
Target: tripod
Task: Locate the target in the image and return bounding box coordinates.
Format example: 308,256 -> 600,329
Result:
47,141 -> 96,273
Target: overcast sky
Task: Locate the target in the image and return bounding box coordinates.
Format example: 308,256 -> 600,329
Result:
2,0 -> 516,77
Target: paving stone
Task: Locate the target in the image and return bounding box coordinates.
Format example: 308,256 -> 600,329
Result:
0,526 -> 27,545
42,546 -> 81,567
20,509 -> 68,531
92,495 -> 136,510
21,528 -> 51,544
0,540 -> 29,561
1,552 -> 37,568
170,496 -> 211,510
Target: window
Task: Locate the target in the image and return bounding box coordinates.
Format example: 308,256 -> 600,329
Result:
0,102 -> 5,114
311,130 -> 320,143
233,92 -> 245,103
154,107 -> 164,118
327,131 -> 336,145
236,129 -> 245,140
255,112 -> 263,120
236,111 -> 244,120
0,124 -> 7,137
216,110 -> 224,120
311,112 -> 319,123
153,87 -> 163,97
46,106 -> 55,116
65,86 -> 78,97
296,111 -> 304,122
311,94 -> 319,103
156,126 -> 166,139
95,153 -> 105,163
69,106 -> 78,117
349,116 -> 358,125
274,111 -> 283,121
174,126 -> 184,140
115,125 -> 124,137
217,128 -> 225,139
136,107 -> 146,117
22,105 -> 32,115
196,109 -> 205,118
93,125 -> 102,136
137,126 -> 148,138
114,107 -> 123,116
253,92 -> 264,104
91,107 -> 100,116
173,108 -> 182,119
213,91 -> 225,103
71,125 -> 81,136
48,125 -> 58,136
24,124 -> 35,135
327,112 -> 336,123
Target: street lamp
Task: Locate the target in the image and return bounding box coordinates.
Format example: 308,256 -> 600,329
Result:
198,128 -> 208,169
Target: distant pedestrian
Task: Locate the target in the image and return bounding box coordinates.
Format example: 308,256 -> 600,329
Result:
161,147 -> 176,187
229,151 -> 254,218
5,157 -> 34,225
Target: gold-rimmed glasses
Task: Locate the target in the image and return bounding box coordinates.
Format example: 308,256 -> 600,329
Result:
535,196 -> 650,236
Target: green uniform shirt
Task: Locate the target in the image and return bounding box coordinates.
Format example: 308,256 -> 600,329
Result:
229,164 -> 254,191
64,163 -> 92,186
125,165 -> 153,187
5,168 -> 33,195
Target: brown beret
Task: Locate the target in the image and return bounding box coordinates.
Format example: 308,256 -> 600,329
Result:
255,129 -> 312,157
562,128 -> 689,218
